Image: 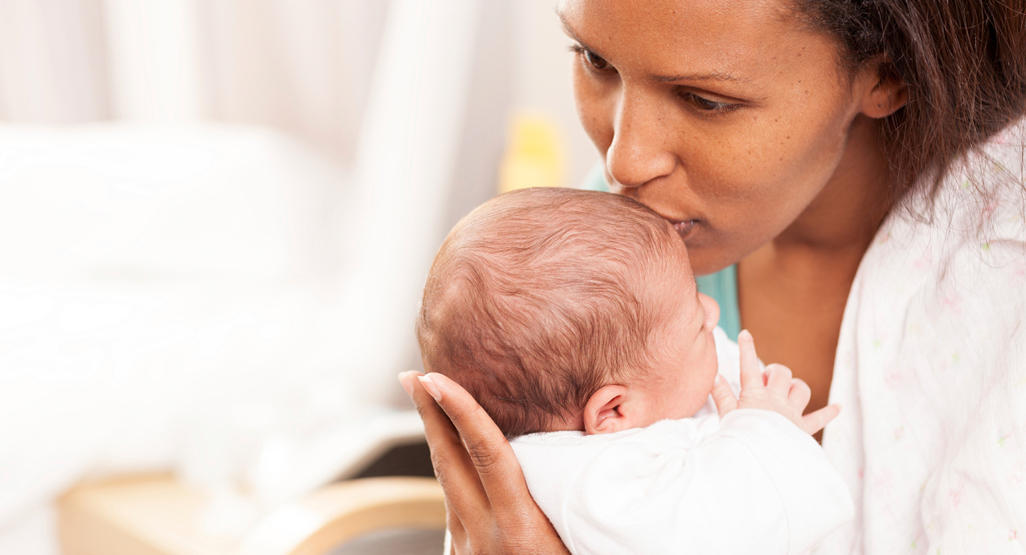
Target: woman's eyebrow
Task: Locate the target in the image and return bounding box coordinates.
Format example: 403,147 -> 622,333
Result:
556,8 -> 749,85
555,8 -> 578,40
557,9 -> 600,55
652,71 -> 750,84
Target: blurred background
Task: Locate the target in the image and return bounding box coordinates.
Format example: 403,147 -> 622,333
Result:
0,1 -> 598,553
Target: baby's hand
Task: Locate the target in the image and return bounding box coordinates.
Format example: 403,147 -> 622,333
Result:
711,329 -> 840,436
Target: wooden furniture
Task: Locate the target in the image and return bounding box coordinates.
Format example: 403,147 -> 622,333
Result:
58,474 -> 445,555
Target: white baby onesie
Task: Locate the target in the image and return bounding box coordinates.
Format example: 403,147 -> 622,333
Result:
510,328 -> 854,555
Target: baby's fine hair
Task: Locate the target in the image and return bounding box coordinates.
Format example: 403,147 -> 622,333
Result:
416,187 -> 683,437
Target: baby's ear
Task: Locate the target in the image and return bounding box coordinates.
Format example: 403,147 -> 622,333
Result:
583,385 -> 631,435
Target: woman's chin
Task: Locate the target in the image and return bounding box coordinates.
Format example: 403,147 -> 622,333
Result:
688,245 -> 738,276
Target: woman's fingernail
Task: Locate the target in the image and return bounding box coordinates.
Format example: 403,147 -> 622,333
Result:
398,371 -> 418,397
418,374 -> 442,402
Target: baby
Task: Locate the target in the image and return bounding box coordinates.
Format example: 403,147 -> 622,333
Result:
416,187 -> 852,554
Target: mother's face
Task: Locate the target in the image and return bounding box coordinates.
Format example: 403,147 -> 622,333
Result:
559,0 -> 882,274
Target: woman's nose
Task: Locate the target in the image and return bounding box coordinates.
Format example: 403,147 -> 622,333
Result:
605,91 -> 677,190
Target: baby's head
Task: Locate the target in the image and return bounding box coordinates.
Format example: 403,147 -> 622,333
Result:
417,188 -> 720,438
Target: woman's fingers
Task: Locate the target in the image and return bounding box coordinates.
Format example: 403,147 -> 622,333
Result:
711,374 -> 738,418
399,371 -> 490,518
444,500 -> 465,555
403,371 -> 568,554
787,378 -> 812,411
737,329 -> 762,390
419,372 -> 540,512
801,403 -> 841,435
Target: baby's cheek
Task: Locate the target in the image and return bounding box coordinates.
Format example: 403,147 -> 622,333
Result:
680,370 -> 718,418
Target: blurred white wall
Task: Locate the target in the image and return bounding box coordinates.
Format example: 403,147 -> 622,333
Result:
0,1 -> 596,188
512,1 -> 597,188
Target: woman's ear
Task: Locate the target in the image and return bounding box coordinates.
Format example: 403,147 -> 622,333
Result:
857,56 -> 908,118
583,384 -> 632,435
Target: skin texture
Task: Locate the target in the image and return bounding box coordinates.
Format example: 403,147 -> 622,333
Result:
404,0 -> 909,552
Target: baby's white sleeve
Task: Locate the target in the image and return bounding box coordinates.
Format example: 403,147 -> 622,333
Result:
561,410 -> 853,555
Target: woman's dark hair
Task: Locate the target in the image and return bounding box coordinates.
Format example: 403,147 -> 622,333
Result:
796,1 -> 1026,202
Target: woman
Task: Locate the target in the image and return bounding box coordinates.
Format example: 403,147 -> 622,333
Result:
401,0 -> 1026,552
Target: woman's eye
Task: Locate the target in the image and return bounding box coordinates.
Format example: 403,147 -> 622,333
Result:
570,45 -> 612,73
678,90 -> 740,114
583,50 -> 609,71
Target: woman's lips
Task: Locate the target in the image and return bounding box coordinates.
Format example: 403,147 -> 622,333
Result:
670,219 -> 700,240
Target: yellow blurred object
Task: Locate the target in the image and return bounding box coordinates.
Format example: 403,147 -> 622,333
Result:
498,112 -> 565,193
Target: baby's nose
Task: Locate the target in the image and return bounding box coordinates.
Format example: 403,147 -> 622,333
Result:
699,293 -> 720,328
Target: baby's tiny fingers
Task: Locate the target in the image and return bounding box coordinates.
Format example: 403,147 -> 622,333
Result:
787,378 -> 812,411
738,330 -> 762,390
711,375 -> 738,419
801,404 -> 841,435
765,363 -> 792,392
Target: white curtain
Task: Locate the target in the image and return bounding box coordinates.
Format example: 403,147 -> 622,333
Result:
0,0 -> 388,162
0,0 -> 594,180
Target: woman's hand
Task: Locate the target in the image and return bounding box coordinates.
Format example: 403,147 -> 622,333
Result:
398,371 -> 569,555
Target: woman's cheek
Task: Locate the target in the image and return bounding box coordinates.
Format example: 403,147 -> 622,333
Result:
707,117 -> 794,183
572,72 -> 601,142
573,70 -> 623,156
702,121 -> 822,211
